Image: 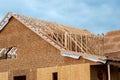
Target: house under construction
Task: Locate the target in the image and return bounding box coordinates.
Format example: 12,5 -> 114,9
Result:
0,12 -> 120,80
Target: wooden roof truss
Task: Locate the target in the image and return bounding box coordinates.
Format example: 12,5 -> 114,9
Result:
0,12 -> 105,59
0,46 -> 17,59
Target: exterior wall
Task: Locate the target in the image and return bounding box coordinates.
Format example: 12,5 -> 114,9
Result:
0,17 -> 98,80
0,72 -> 8,80
8,69 -> 36,80
37,63 -> 90,80
104,30 -> 120,53
104,30 -> 120,80
90,65 -> 108,80
0,17 -> 60,72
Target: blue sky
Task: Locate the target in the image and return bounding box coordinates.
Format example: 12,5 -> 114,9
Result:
0,0 -> 120,34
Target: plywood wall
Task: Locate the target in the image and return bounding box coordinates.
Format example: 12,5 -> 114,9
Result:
37,63 -> 90,80
0,17 -> 95,73
104,30 -> 120,53
71,64 -> 90,80
0,72 -> 8,80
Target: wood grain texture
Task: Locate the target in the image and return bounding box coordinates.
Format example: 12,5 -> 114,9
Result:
104,30 -> 120,53
0,72 -> 8,80
37,63 -> 90,80
0,16 -> 104,80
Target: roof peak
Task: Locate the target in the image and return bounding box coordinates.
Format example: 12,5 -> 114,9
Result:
9,12 -> 93,35
0,12 -> 104,59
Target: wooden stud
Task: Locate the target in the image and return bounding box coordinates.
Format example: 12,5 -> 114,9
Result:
107,64 -> 111,80
81,34 -> 84,53
75,34 -> 77,52
65,32 -> 67,49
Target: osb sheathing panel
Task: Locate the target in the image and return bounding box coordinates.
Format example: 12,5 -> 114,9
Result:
0,72 -> 8,80
58,65 -> 71,80
8,69 -> 37,80
104,30 -> 120,53
37,63 -> 90,80
71,64 -> 90,80
37,67 -> 58,80
0,17 -> 97,73
0,17 -> 60,71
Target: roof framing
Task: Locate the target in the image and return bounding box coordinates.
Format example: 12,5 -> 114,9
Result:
0,12 -> 106,60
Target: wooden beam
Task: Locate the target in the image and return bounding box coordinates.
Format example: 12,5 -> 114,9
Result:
61,34 -> 64,46
90,62 -> 102,65
68,34 -> 70,50
69,34 -> 72,50
107,64 -> 111,80
75,34 -> 77,52
65,32 -> 67,49
86,35 -> 88,53
81,34 -> 83,52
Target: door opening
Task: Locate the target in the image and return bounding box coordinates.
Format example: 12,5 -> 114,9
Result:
14,75 -> 26,80
52,72 -> 58,80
